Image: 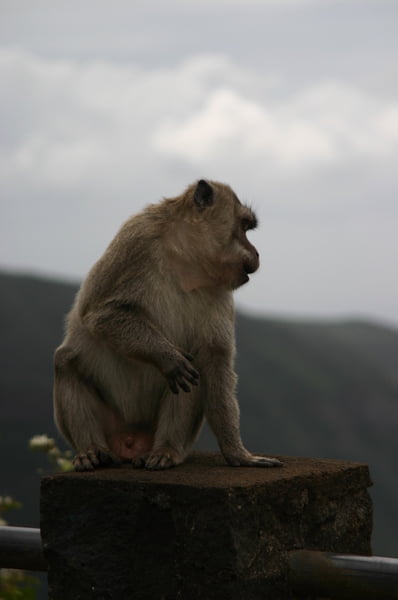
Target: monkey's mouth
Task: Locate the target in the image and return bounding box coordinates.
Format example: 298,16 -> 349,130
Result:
234,261 -> 258,288
239,264 -> 252,285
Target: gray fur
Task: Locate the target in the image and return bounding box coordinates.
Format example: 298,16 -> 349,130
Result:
53,180 -> 282,470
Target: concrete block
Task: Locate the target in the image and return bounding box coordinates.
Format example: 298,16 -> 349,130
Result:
41,452 -> 372,599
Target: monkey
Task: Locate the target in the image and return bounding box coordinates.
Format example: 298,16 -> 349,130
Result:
53,179 -> 282,471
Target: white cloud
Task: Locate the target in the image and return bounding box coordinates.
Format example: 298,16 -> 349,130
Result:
1,48 -> 398,324
0,51 -> 261,189
2,48 -> 398,192
153,81 -> 398,169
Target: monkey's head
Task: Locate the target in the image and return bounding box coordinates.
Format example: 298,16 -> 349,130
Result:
166,179 -> 260,291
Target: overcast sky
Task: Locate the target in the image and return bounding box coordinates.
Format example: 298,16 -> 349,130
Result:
1,0 -> 397,326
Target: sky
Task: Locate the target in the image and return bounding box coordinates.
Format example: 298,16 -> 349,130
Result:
1,0 -> 397,326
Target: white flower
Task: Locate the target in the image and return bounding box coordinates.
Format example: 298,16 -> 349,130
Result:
0,496 -> 13,507
29,435 -> 56,452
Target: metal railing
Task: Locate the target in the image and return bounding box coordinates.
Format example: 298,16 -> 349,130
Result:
2,526 -> 398,598
0,526 -> 46,572
289,549 -> 398,599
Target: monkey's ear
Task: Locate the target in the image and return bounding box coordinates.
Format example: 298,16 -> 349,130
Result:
193,179 -> 214,209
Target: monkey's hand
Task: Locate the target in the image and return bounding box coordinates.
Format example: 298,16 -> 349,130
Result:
224,451 -> 282,468
160,350 -> 199,394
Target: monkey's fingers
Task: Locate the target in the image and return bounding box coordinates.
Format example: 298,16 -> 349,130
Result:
167,377 -> 180,394
181,362 -> 199,379
168,376 -> 195,394
178,351 -> 199,378
184,364 -> 200,380
176,367 -> 200,392
176,376 -> 192,393
180,364 -> 199,384
166,363 -> 198,393
167,373 -> 192,393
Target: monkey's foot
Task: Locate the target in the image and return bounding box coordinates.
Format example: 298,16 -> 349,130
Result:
73,446 -> 122,471
224,453 -> 283,468
131,448 -> 183,471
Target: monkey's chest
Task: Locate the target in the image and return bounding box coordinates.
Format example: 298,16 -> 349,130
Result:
152,289 -> 234,350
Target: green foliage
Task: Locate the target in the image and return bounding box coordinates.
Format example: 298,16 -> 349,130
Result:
29,435 -> 73,472
0,497 -> 22,523
0,435 -> 71,600
0,498 -> 39,600
0,569 -> 39,600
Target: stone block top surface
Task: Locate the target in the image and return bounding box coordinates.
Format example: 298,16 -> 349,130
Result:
43,451 -> 371,491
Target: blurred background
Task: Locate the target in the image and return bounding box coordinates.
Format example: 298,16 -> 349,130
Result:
1,1 -> 397,597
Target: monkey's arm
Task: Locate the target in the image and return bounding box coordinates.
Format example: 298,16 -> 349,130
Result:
201,347 -> 282,467
82,300 -> 199,393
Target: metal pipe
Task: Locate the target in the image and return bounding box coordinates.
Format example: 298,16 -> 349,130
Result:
289,550 -> 398,600
0,526 -> 47,571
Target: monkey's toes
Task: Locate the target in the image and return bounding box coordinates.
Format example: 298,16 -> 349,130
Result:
143,449 -> 182,470
73,446 -> 122,471
131,454 -> 148,469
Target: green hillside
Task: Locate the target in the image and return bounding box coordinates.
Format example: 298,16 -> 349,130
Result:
1,271 -> 398,559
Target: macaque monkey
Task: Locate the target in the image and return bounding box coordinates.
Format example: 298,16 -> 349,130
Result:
54,180 -> 282,471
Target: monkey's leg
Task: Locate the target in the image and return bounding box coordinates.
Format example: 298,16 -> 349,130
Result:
132,391 -> 204,470
54,347 -> 121,471
201,352 -> 282,468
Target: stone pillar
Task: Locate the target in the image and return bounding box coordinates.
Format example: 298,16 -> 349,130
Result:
40,452 -> 372,600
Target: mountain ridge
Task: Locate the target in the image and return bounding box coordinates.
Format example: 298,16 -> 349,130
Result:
1,270 -> 398,557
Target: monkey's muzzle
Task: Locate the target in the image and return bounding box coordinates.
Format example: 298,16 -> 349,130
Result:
239,260 -> 259,286
243,262 -> 258,275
